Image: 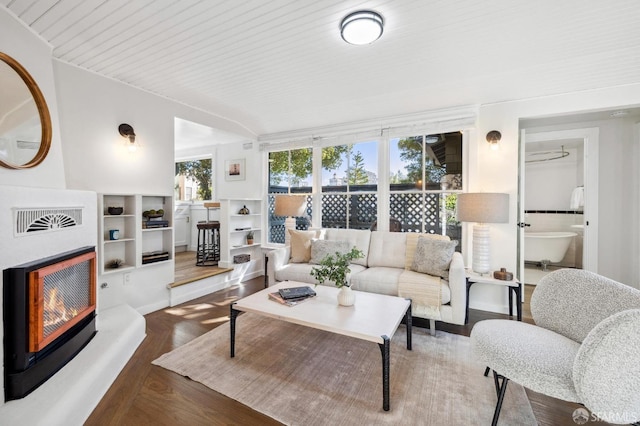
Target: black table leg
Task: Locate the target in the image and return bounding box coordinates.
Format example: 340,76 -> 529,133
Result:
508,286 -> 513,317
515,284 -> 522,321
378,335 -> 390,411
465,278 -> 473,324
405,300 -> 412,351
230,304 -> 239,358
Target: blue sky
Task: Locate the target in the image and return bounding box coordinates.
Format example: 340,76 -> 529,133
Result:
320,138 -> 406,185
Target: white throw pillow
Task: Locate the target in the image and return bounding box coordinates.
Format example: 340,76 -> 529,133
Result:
411,237 -> 458,278
310,239 -> 350,264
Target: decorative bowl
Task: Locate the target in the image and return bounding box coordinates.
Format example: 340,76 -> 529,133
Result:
108,207 -> 123,215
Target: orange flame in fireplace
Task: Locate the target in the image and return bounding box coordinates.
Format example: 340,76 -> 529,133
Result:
43,287 -> 79,328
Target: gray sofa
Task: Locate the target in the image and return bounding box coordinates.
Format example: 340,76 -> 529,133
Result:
266,228 -> 467,328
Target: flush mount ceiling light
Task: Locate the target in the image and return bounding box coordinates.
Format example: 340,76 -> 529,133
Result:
340,10 -> 384,45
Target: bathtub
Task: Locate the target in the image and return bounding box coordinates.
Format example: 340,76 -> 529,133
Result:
524,231 -> 577,263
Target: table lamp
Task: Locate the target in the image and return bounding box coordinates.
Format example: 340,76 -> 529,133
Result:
456,193 -> 509,274
274,195 -> 306,246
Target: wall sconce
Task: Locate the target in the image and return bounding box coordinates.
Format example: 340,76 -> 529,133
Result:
486,130 -> 501,151
118,123 -> 138,152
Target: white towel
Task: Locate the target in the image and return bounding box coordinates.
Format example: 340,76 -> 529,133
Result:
570,187 -> 584,209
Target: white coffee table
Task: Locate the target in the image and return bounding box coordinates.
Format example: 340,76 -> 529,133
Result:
230,281 -> 412,411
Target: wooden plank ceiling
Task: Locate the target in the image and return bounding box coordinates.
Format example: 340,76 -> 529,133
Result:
3,0 -> 640,137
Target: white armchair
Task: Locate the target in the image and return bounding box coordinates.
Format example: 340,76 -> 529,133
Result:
471,269 -> 640,425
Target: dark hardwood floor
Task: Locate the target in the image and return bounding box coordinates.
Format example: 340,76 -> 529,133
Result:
86,280 -> 609,426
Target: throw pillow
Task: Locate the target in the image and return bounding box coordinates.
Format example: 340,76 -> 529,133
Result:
310,239 -> 350,264
404,232 -> 451,270
289,229 -> 318,263
411,237 -> 458,279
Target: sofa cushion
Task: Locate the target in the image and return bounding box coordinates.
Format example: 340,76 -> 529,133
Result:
275,262 -> 366,287
368,231 -> 406,268
325,228 -> 371,266
404,232 -> 451,270
411,237 -> 458,279
350,267 -> 402,296
309,239 -> 350,264
289,229 -> 319,263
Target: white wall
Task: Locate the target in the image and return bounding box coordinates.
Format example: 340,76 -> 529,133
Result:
0,11 -> 66,188
524,147 -> 579,211
474,87 -> 640,313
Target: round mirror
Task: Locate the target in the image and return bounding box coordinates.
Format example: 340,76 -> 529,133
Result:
0,52 -> 51,169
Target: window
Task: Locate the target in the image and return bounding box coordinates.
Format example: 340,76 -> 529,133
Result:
265,129 -> 465,244
389,132 -> 462,241
267,149 -> 312,243
321,140 -> 378,229
174,158 -> 212,201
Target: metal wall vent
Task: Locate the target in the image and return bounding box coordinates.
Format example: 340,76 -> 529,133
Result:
15,208 -> 83,235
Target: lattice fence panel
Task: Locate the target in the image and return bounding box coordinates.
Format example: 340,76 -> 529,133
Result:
390,193 -> 441,233
321,194 -> 347,228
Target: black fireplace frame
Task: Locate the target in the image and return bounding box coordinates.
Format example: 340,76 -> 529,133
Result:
3,246 -> 97,400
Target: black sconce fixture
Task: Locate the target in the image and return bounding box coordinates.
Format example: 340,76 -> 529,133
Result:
486,130 -> 501,150
118,123 -> 138,152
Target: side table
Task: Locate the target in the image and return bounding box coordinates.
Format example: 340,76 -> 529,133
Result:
465,270 -> 522,323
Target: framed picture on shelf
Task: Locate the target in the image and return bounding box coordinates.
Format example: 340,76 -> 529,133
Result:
225,159 -> 245,181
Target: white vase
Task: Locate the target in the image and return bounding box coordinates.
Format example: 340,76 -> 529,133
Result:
337,286 -> 356,306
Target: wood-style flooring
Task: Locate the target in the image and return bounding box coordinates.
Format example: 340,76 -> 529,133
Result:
86,277 -> 610,426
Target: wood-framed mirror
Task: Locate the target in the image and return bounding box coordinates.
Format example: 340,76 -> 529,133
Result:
0,52 -> 52,169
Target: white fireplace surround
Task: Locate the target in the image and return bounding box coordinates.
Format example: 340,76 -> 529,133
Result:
0,185 -> 146,424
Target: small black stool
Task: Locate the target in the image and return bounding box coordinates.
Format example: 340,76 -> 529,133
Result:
196,221 -> 220,266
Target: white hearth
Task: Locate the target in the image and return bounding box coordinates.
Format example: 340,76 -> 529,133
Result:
0,185 -> 145,424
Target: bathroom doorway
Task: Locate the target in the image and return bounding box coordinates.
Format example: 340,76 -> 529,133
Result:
518,127 -> 599,285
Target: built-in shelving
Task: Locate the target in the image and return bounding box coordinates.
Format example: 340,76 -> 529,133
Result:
98,194 -> 174,275
219,199 -> 262,269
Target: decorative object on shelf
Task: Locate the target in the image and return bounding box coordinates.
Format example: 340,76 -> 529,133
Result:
456,192 -> 509,274
246,230 -> 254,245
225,158 -> 245,181
310,247 -> 364,306
274,194 -> 306,246
109,229 -> 120,240
107,206 -> 123,215
238,205 -> 250,215
142,250 -> 170,265
107,258 -> 123,269
143,209 -> 165,219
493,268 -> 514,281
233,254 -> 250,264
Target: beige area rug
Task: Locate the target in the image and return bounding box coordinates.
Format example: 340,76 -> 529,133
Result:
152,313 -> 537,425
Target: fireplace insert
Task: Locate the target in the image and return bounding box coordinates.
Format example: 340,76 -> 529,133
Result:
3,246 -> 97,400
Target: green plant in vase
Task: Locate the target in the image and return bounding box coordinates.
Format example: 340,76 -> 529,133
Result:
246,230 -> 254,245
310,247 -> 363,287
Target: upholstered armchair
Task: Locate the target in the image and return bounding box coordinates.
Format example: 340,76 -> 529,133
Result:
470,269 -> 640,426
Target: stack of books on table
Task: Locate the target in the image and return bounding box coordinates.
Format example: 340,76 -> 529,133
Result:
269,286 -> 317,306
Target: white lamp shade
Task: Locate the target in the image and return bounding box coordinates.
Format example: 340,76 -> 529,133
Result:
457,193 -> 509,274
457,193 -> 509,224
274,195 -> 306,217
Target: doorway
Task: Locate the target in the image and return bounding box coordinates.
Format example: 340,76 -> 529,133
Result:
518,128 -> 599,285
